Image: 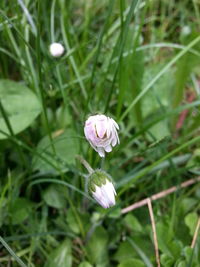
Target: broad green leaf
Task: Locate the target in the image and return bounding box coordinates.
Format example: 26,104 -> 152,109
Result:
45,239 -> 72,267
142,64 -> 174,117
123,214 -> 143,232
56,105 -> 72,128
118,258 -> 146,267
141,64 -> 174,139
180,198 -> 197,214
107,207 -> 121,218
78,262 -> 93,267
32,129 -> 79,174
113,241 -> 137,262
176,261 -> 187,267
156,222 -> 172,255
186,149 -> 200,172
43,184 -> 66,209
66,207 -> 80,234
160,254 -> 174,267
86,226 -> 108,266
10,198 -> 34,225
169,240 -> 183,258
146,119 -> 170,140
183,246 -> 193,263
183,246 -> 199,265
0,79 -> 41,139
184,212 -> 198,236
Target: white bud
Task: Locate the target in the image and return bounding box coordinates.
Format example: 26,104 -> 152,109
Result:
88,170 -> 116,209
181,26 -> 191,36
49,42 -> 65,57
84,114 -> 119,157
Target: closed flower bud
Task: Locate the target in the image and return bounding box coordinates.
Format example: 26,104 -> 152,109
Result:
49,42 -> 65,57
88,170 -> 116,208
181,25 -> 191,36
84,114 -> 119,157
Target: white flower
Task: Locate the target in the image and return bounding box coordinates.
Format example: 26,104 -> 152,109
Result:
84,114 -> 119,157
49,43 -> 64,57
88,170 -> 116,208
181,26 -> 191,36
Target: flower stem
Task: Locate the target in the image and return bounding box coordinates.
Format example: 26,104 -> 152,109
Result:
76,155 -> 94,174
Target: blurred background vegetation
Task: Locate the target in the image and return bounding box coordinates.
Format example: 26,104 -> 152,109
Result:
0,0 -> 200,266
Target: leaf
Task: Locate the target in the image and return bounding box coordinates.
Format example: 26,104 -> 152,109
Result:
172,32 -> 200,110
142,64 -> 174,117
118,258 -> 146,267
180,198 -> 197,214
56,105 -> 72,128
86,226 -> 108,266
107,207 -> 121,218
146,118 -> 170,140
10,198 -> 34,225
123,214 -> 143,233
123,50 -> 144,126
32,129 -> 79,174
160,254 -> 175,267
45,239 -> 72,267
0,198 -> 8,227
156,222 -> 172,255
78,262 -> 93,267
0,79 -> 41,139
113,241 -> 138,262
115,20 -> 145,122
175,261 -> 187,267
186,149 -> 200,172
43,184 -> 66,209
66,208 -> 80,234
141,64 -> 174,139
169,240 -> 183,258
184,212 -> 198,236
183,246 -> 193,263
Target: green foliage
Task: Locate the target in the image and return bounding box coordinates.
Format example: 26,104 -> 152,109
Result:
185,212 -> 198,236
43,184 -> 67,209
0,0 -> 200,266
10,198 -> 34,225
78,262 -> 93,267
114,240 -> 138,262
32,129 -> 79,174
44,239 -> 72,267
0,79 -> 41,139
118,258 -> 146,267
86,226 -> 109,266
123,214 -> 143,232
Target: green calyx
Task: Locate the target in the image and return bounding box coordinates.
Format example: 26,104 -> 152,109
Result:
88,170 -> 111,193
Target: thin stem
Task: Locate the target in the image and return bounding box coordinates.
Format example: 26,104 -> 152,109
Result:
191,218 -> 200,249
0,236 -> 27,267
76,155 -> 94,174
147,199 -> 160,267
122,177 -> 200,213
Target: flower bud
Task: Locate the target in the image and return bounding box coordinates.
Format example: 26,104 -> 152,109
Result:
84,114 -> 119,157
181,25 -> 191,36
49,42 -> 65,57
88,170 -> 116,208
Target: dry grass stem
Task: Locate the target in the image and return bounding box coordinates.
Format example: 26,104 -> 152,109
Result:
147,198 -> 160,267
122,177 -> 200,214
191,218 -> 200,249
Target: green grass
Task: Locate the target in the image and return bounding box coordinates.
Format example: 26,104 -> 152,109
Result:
0,0 -> 200,266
